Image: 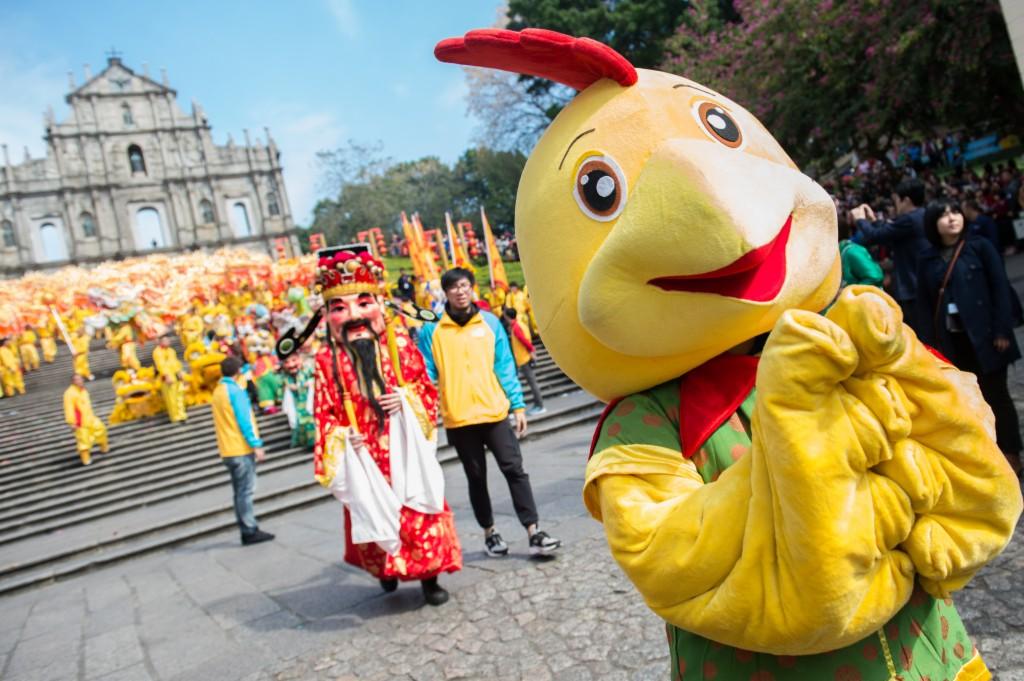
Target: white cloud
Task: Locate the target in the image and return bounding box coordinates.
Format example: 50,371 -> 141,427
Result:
247,107 -> 345,226
326,0 -> 359,39
0,55 -> 70,159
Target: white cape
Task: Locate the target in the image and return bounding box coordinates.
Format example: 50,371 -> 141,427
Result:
325,388 -> 445,555
327,435 -> 402,555
388,388 -> 445,514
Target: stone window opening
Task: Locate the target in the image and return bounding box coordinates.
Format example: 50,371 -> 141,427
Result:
1,220 -> 15,248
231,201 -> 252,237
199,199 -> 215,224
128,144 -> 146,174
135,207 -> 165,249
122,104 -> 134,126
267,192 -> 280,217
81,212 -> 97,238
39,222 -> 67,261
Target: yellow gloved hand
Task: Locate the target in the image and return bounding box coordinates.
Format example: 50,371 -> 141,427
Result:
586,306 -> 919,655
827,286 -> 1023,597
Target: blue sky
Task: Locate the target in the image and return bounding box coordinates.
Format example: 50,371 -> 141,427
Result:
0,0 -> 503,225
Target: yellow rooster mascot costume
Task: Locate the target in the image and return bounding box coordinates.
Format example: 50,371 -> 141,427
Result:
436,28 -> 1021,680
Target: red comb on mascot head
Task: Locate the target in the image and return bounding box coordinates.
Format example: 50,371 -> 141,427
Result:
437,28 -> 1020,679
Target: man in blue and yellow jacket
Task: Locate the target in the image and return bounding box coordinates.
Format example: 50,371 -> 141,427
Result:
211,356 -> 274,545
419,267 -> 562,558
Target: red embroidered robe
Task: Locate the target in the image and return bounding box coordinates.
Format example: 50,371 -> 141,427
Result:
313,327 -> 462,580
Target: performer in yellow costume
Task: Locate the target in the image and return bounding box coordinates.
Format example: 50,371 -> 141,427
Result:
153,334 -> 188,422
38,322 -> 58,363
63,374 -> 108,465
179,312 -> 204,348
108,324 -> 141,371
18,327 -> 40,372
437,28 -> 1023,681
72,331 -> 94,380
0,338 -> 25,396
504,283 -> 537,336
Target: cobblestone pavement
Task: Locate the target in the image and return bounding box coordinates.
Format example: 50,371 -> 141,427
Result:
960,517 -> 1024,681
247,520 -> 1024,681
248,534 -> 668,681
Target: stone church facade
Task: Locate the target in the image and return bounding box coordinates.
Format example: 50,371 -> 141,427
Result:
0,55 -> 296,275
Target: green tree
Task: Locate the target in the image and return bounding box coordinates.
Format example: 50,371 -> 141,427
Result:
507,0 -> 693,68
312,142 -> 523,244
663,0 -> 1024,171
453,147 -> 527,234
466,0 -> 691,152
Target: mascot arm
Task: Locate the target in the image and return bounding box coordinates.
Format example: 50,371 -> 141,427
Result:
585,307 -> 921,656
827,286 -> 1023,598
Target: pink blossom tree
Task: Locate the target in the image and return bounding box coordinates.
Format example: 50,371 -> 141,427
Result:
663,0 -> 1024,171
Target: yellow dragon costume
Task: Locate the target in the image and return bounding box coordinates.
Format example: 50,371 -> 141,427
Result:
436,28 -> 1022,680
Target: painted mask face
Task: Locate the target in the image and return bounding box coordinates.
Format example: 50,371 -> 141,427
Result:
326,292 -> 386,344
283,353 -> 302,374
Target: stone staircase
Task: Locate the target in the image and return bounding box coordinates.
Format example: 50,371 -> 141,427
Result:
0,336 -> 600,595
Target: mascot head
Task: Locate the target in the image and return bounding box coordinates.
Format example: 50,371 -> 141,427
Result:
436,29 -> 839,401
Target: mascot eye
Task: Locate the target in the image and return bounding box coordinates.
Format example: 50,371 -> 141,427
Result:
693,101 -> 743,149
573,155 -> 627,222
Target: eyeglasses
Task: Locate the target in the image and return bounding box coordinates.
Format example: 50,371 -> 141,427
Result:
448,282 -> 473,292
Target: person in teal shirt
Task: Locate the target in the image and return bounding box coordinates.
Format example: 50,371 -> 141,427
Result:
839,216 -> 884,287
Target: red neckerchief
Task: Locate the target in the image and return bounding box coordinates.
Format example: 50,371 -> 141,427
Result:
678,354 -> 758,458
588,354 -> 759,460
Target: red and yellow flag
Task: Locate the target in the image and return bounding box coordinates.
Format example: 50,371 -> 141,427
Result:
445,212 -> 473,270
410,213 -> 440,283
401,212 -> 426,281
481,207 -> 508,293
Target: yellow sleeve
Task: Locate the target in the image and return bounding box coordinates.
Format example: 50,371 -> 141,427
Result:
585,288 -> 1022,656
153,347 -> 177,377
63,390 -> 78,426
828,286 -> 1023,597
585,304 -> 919,656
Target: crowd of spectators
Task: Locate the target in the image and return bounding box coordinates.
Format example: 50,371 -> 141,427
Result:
831,157 -> 1023,255
829,151 -> 1024,477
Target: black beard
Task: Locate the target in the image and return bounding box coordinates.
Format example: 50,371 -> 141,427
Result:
339,330 -> 387,424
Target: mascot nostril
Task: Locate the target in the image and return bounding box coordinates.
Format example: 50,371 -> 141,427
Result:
436,27 -> 1021,678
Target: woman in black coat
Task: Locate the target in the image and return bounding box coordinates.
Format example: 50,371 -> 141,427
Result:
916,197 -> 1022,474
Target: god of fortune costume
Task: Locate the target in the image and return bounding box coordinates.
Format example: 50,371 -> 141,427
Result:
312,248 -> 462,585
0,340 -> 25,396
38,322 -> 58,363
18,329 -> 40,371
72,332 -> 93,380
282,360 -> 315,448
63,381 -> 108,465
153,342 -> 188,422
436,29 -> 1022,680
